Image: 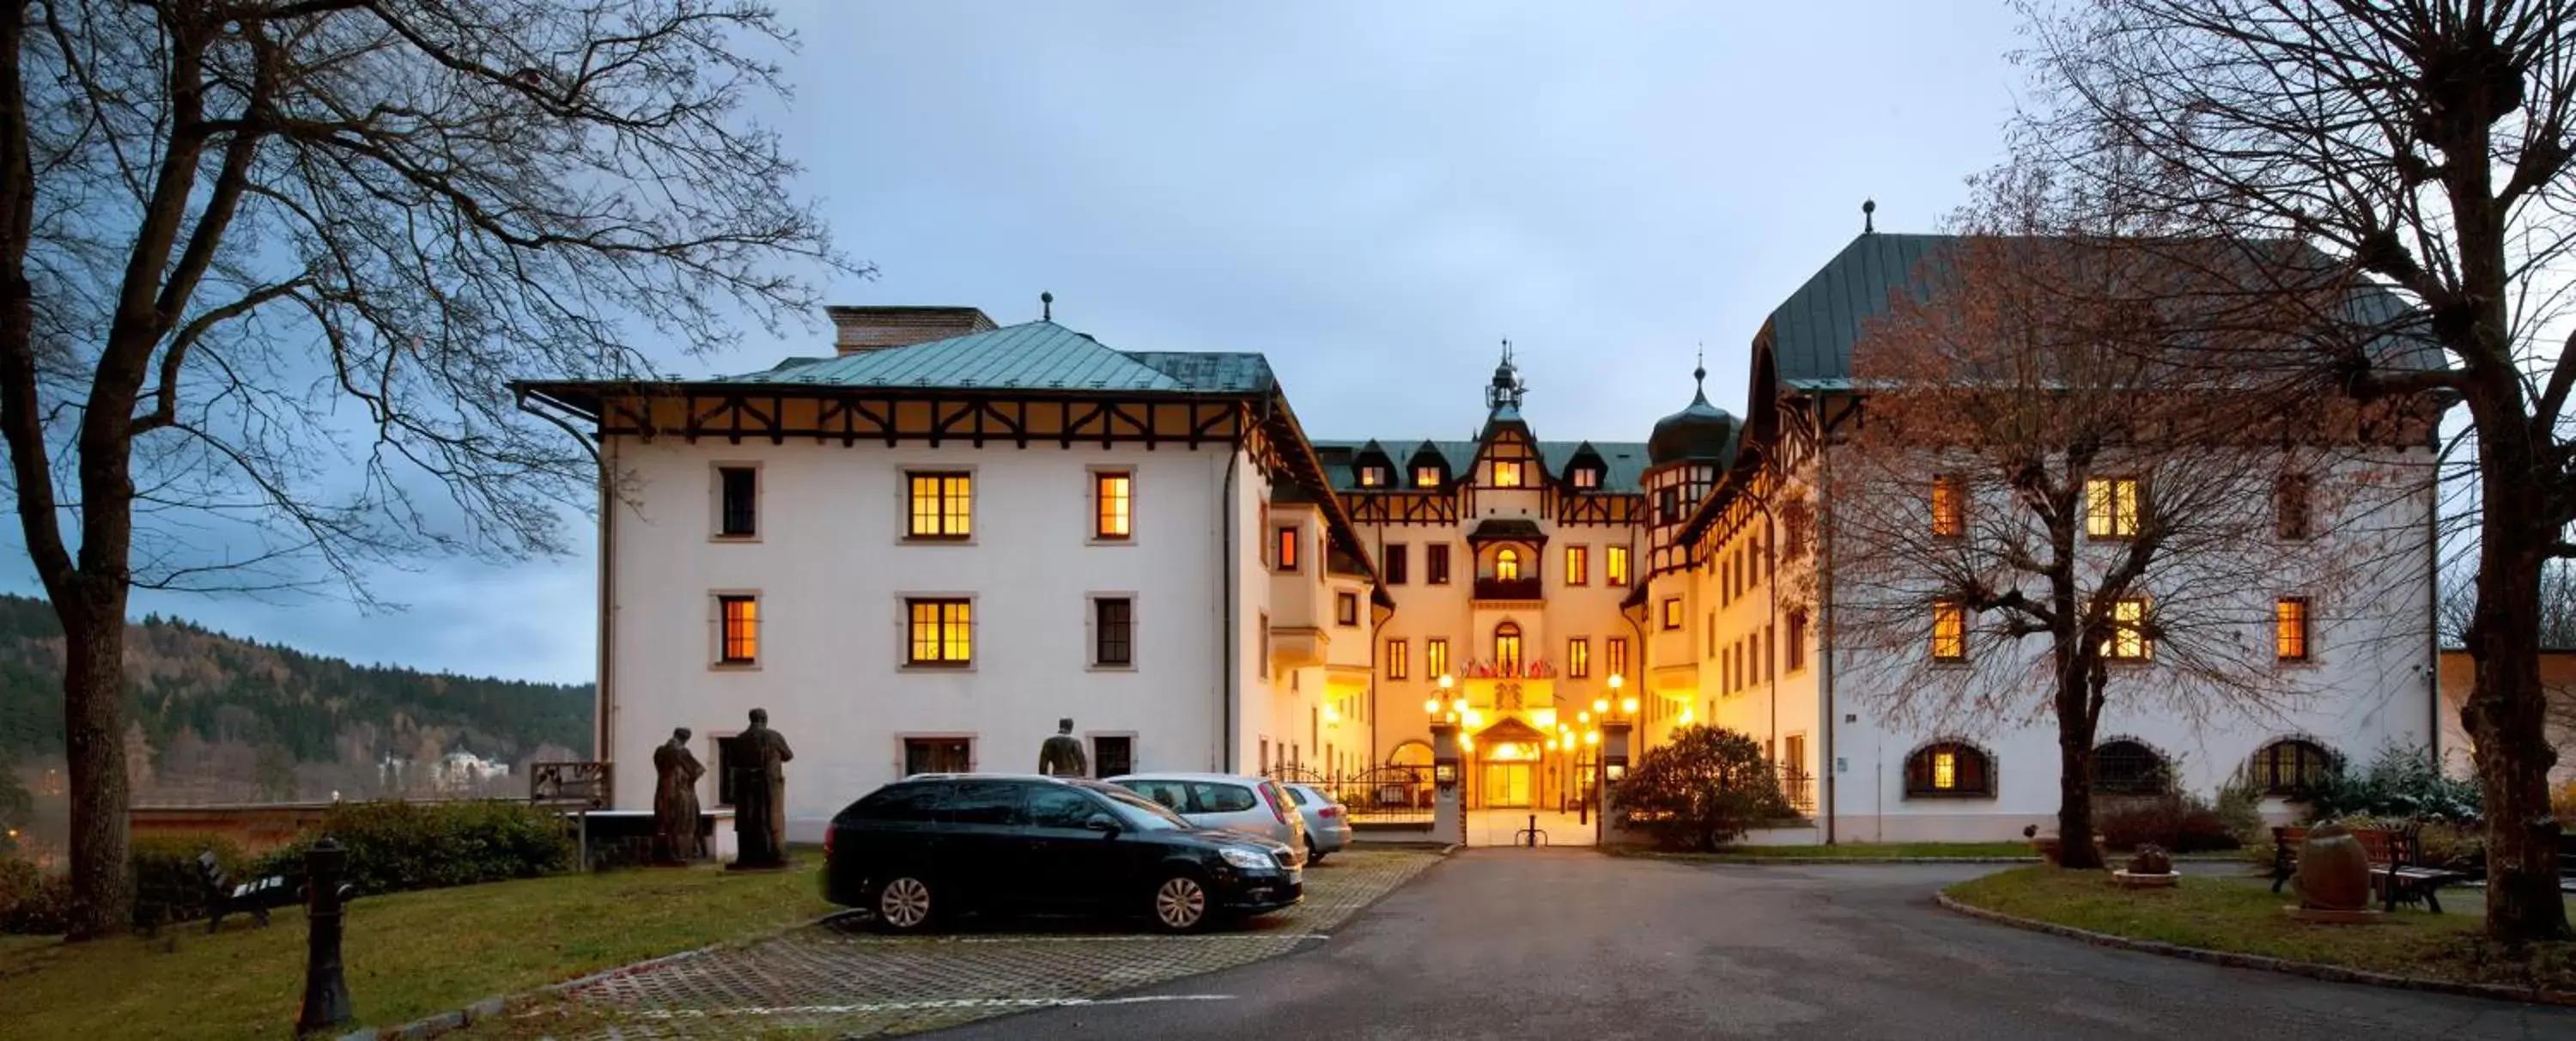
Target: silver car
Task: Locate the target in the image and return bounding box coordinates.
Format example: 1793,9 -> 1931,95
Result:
1280,782 -> 1351,864
1108,772 -> 1307,861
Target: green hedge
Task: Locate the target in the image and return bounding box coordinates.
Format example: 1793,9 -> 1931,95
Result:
131,833 -> 255,930
258,800 -> 573,896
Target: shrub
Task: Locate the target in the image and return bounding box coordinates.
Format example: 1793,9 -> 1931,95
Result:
258,800 -> 572,896
2094,792 -> 2241,853
2213,775 -> 2268,846
130,834 -> 252,932
2306,745 -> 2482,824
1613,725 -> 1795,851
0,857 -> 69,934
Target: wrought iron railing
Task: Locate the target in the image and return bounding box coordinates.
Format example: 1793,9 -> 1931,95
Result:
1778,765 -> 1815,815
1473,576 -> 1544,600
1265,764 -> 1434,825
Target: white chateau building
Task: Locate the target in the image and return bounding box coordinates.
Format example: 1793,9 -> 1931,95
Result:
522,230 -> 2444,843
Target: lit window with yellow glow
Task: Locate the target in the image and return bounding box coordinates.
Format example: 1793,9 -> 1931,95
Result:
1426,638 -> 1449,678
2104,597 -> 2151,660
907,472 -> 973,539
1094,472 -> 1132,539
717,594 -> 758,664
2085,477 -> 2142,538
1494,460 -> 1523,488
1565,545 -> 1589,585
2275,597 -> 2310,661
1496,547 -> 1522,581
1607,546 -> 1630,587
1358,465 -> 1387,488
1414,465 -> 1443,488
1932,751 -> 1958,790
1494,622 -> 1522,672
1930,475 -> 1965,538
1568,637 -> 1590,679
1931,601 -> 1967,661
907,598 -> 972,667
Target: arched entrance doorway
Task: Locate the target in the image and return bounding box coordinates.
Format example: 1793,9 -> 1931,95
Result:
1472,718 -> 1547,808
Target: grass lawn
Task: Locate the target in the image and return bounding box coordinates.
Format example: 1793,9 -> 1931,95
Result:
1947,866 -> 2576,993
1609,841 -> 2038,861
0,861 -> 832,1041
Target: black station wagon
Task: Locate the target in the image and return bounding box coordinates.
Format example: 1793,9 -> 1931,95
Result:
823,773 -> 1304,933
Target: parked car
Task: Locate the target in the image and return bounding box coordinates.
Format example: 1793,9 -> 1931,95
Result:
1106,772 -> 1308,856
823,773 -> 1303,934
1281,782 -> 1351,863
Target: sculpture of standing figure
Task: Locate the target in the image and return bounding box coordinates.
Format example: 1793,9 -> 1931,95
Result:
727,708 -> 795,870
652,727 -> 705,864
1038,718 -> 1090,777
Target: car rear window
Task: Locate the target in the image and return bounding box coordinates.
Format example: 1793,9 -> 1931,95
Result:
847,782 -> 944,823
1191,782 -> 1257,813
1284,786 -> 1310,807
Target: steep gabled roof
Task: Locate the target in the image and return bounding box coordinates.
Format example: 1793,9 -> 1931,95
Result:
712,321 -> 1243,393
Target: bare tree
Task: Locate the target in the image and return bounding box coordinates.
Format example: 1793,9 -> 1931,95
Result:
1827,172 -> 2432,870
0,1 -> 852,939
2016,0 -> 2576,941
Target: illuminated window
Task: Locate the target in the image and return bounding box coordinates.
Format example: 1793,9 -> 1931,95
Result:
2104,598 -> 2151,661
1385,639 -> 1409,679
1568,637 -> 1590,679
1565,545 -> 1589,585
1427,638 -> 1450,679
1494,621 -> 1522,672
1905,741 -> 1993,797
717,594 -> 758,664
906,472 -> 973,539
1274,526 -> 1300,572
1931,475 -> 1965,538
1358,465 -> 1388,488
1607,636 -> 1629,677
1932,601 -> 1967,661
1662,597 -> 1683,630
1496,547 -> 1522,581
1414,465 -> 1443,488
1607,546 -> 1631,587
1094,472 -> 1132,539
1494,460 -> 1524,488
1572,466 -> 1601,490
2275,597 -> 2310,661
2085,477 -> 2142,538
2275,474 -> 2312,540
906,598 -> 972,667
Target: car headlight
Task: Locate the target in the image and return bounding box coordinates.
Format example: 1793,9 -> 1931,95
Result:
1218,845 -> 1273,870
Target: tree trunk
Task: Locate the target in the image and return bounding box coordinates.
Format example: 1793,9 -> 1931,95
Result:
2054,722 -> 2104,870
2464,455 -> 2572,943
57,581 -> 131,939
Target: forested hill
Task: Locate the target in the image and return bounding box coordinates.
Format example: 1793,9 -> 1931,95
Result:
0,594 -> 591,795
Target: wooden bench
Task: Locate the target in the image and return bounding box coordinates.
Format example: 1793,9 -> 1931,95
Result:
199,850 -> 294,933
2270,825 -> 2470,913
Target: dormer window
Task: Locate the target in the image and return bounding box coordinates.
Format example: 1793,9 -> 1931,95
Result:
1358,465 -> 1388,488
1413,465 -> 1443,488
1572,466 -> 1601,490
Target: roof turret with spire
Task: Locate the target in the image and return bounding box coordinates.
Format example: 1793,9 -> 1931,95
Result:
1647,350 -> 1739,467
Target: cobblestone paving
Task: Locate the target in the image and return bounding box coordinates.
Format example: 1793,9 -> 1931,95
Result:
547,848 -> 1442,1039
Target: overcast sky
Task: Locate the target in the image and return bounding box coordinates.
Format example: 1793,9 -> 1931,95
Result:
41,2 -> 2026,685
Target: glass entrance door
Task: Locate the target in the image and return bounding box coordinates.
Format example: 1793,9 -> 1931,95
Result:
1481,763 -> 1534,807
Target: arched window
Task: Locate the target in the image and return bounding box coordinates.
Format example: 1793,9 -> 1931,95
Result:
1904,740 -> 1995,798
1494,621 -> 1522,673
2249,739 -> 2337,796
2091,739 -> 2171,795
1496,547 -> 1522,581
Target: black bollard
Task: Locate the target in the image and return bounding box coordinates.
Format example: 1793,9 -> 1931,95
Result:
295,837 -> 354,1038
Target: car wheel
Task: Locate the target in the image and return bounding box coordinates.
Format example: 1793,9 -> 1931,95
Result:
1151,872 -> 1212,934
872,875 -> 938,934
1305,836 -> 1327,866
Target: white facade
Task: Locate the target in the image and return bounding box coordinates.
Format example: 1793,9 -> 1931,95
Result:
539,232 -> 2447,845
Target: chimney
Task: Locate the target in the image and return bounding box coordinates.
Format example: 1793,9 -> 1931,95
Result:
824,306 -> 999,356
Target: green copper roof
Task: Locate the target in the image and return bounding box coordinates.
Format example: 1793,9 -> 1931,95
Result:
714,321 -> 1274,394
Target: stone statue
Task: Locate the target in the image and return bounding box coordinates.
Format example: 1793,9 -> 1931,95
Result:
652,727 -> 705,864
1038,718 -> 1089,777
727,708 -> 794,870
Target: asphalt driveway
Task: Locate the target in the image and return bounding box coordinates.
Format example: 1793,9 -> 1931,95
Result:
924,849 -> 2576,1040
